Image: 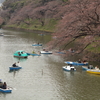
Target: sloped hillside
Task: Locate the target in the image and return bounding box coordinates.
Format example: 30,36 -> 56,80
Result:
49,0 -> 100,61
0,0 -> 68,32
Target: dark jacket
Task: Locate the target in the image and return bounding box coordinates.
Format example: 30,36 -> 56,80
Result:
12,63 -> 16,67
2,82 -> 7,89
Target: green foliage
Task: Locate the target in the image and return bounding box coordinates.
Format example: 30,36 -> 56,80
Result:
9,18 -> 58,32
86,42 -> 100,53
32,18 -> 58,32
62,0 -> 68,2
5,18 -> 58,32
9,0 -> 27,11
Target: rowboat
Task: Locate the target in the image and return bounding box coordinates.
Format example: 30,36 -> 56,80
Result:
87,69 -> 100,75
62,65 -> 76,71
56,52 -> 66,54
27,53 -> 41,56
38,33 -> 45,36
40,51 -> 52,54
32,44 -> 42,46
9,66 -> 22,70
65,61 -> 88,66
82,65 -> 94,71
13,50 -> 28,58
0,88 -> 12,93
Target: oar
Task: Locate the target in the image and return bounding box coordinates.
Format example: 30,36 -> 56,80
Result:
8,86 -> 17,90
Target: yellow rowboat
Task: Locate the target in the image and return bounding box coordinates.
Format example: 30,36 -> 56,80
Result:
87,69 -> 100,75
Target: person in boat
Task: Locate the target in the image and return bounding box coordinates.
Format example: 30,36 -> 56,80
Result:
70,64 -> 72,67
43,48 -> 45,51
38,51 -> 41,54
33,51 -> 36,54
78,59 -> 81,63
12,63 -> 17,67
2,82 -> 7,89
95,65 -> 99,70
18,52 -> 21,56
68,48 -> 75,53
88,65 -> 94,69
21,51 -> 23,54
16,61 -> 21,67
83,60 -> 87,64
0,79 -> 3,88
43,48 -> 48,52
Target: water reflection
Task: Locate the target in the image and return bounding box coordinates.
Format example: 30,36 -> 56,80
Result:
86,72 -> 100,77
0,93 -> 7,98
1,29 -> 100,100
63,71 -> 75,76
9,70 -> 19,77
13,57 -> 28,62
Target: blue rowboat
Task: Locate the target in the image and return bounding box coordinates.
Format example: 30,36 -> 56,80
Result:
64,61 -> 88,66
82,66 -> 89,70
38,33 -> 45,36
56,52 -> 66,54
9,66 -> 22,70
27,53 -> 41,56
13,50 -> 28,58
32,44 -> 42,46
0,88 -> 12,93
82,65 -> 94,71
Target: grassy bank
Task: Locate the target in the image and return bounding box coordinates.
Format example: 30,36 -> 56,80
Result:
3,18 -> 58,33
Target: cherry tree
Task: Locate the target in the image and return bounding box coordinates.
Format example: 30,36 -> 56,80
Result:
50,0 -> 100,52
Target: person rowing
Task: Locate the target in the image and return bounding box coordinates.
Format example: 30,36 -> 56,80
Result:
12,63 -> 17,67
0,80 -> 7,89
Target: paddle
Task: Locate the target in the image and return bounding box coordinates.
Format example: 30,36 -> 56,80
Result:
8,86 -> 17,90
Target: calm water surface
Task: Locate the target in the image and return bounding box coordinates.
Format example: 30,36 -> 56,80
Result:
0,29 -> 100,100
